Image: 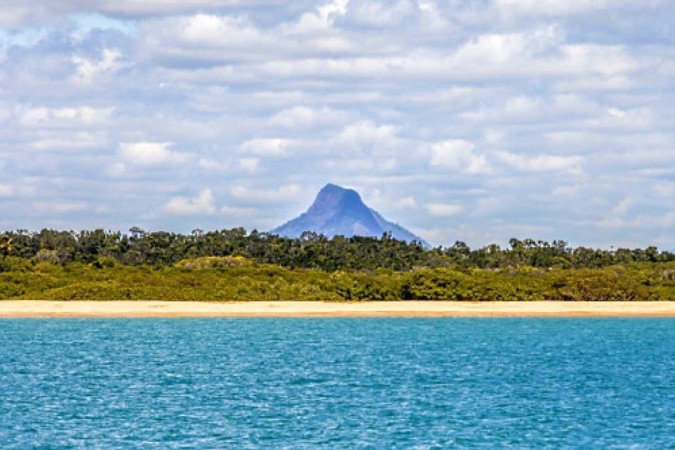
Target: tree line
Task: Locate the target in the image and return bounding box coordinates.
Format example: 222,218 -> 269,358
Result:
1,227 -> 673,271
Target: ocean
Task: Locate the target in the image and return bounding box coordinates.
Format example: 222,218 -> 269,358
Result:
1,318 -> 673,448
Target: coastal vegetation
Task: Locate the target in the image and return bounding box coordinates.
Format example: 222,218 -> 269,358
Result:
0,229 -> 674,301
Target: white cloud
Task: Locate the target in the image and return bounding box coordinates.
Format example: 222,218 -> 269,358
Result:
118,142 -> 191,166
654,182 -> 675,198
292,0 -> 349,34
246,27 -> 636,84
612,198 -> 634,216
318,0 -> 349,22
105,162 -> 126,176
322,157 -> 397,173
584,107 -> 652,130
180,14 -> 267,48
30,133 -> 103,151
494,0 -> 622,17
0,1 -> 274,27
72,48 -> 121,83
596,211 -> 675,231
238,158 -> 260,174
141,7 -> 356,63
552,185 -> 580,197
340,121 -> 396,143
220,205 -> 256,216
198,157 -> 231,171
426,203 -> 464,217
164,189 -> 216,215
346,0 -> 413,28
416,0 -> 447,30
395,196 -> 417,209
268,106 -> 346,129
99,0 -> 257,16
429,140 -> 488,174
498,151 -> 583,173
0,184 -> 14,197
33,202 -> 87,214
336,121 -> 400,154
17,106 -> 113,126
240,138 -> 291,157
230,184 -> 301,203
462,96 -> 544,122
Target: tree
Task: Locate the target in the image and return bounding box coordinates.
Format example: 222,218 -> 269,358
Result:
0,237 -> 14,258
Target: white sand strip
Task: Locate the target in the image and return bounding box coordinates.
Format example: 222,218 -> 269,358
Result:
0,301 -> 674,318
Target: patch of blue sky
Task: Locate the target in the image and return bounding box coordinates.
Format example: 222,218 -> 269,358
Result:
0,28 -> 48,50
70,13 -> 136,36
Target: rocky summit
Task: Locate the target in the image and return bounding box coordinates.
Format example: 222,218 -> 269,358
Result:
270,183 -> 428,246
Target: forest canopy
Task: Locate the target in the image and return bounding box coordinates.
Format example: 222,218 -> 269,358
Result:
1,228 -> 673,271
1,228 -> 674,301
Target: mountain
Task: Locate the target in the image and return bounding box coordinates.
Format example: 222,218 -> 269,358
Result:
270,183 -> 429,246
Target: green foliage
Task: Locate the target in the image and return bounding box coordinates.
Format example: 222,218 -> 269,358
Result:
0,227 -> 674,301
1,228 -> 674,272
553,268 -> 656,302
176,256 -> 253,270
91,257 -> 117,269
0,260 -> 673,301
400,268 -> 557,301
34,249 -> 62,264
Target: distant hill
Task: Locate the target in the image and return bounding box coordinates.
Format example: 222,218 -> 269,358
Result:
270,183 -> 429,246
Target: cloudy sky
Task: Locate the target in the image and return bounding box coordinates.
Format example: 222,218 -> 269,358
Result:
1,0 -> 674,248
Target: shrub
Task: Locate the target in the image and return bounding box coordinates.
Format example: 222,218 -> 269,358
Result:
176,256 -> 253,270
91,257 -> 117,269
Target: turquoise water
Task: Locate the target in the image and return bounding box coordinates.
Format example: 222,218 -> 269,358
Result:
1,319 -> 673,449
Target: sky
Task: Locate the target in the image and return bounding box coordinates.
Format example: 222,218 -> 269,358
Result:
0,0 -> 674,249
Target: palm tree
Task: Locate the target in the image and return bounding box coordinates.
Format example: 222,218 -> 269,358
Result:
0,237 -> 14,258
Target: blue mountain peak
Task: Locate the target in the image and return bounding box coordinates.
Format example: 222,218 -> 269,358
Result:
309,183 -> 363,212
270,183 -> 429,246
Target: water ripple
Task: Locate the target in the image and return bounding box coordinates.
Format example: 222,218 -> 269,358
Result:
0,318 -> 673,448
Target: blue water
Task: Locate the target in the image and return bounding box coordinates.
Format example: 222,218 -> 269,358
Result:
1,319 -> 673,449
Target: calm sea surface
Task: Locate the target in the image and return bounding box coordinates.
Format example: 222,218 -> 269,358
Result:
1,318 -> 673,449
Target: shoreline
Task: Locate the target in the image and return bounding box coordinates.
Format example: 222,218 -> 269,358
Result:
0,301 -> 674,318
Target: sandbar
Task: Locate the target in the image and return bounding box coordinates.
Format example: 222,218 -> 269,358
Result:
0,301 -> 674,318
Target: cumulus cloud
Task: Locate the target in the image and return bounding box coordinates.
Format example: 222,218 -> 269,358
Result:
291,0 -> 348,34
220,205 -> 257,217
30,133 -> 104,151
230,184 -> 301,203
197,157 -> 231,172
164,188 -> 216,215
584,107 -> 652,130
498,152 -> 583,173
0,0 -> 279,27
238,158 -> 260,174
335,121 -> 401,154
16,105 -> 113,126
34,201 -> 88,214
345,0 -> 413,28
186,14 -> 249,43
268,106 -> 347,129
428,140 -> 488,174
240,138 -> 292,157
99,0 -> 255,17
118,142 -> 191,166
426,203 -> 464,217
395,196 -> 417,209
72,48 -> 121,83
494,0 -> 624,18
0,184 -> 14,197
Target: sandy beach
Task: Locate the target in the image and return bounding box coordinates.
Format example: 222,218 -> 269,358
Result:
0,300 -> 673,318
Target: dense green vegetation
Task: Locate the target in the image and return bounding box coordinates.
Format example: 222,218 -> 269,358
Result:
1,228 -> 674,301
